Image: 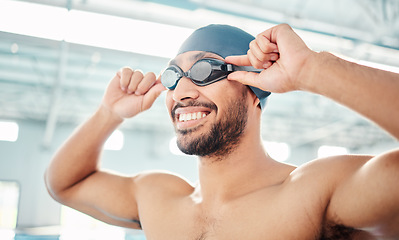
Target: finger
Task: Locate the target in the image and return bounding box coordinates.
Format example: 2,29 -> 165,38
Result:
156,72 -> 161,82
249,40 -> 266,62
225,55 -> 251,66
142,81 -> 167,111
127,70 -> 144,94
119,67 -> 133,92
247,49 -> 264,69
262,53 -> 279,68
135,72 -> 156,95
250,40 -> 279,63
262,61 -> 273,69
255,34 -> 278,53
110,72 -> 121,90
258,24 -> 305,56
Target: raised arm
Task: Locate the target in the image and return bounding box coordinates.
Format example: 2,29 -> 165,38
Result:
44,68 -> 165,228
226,24 -> 399,140
304,52 -> 399,139
227,23 -> 399,237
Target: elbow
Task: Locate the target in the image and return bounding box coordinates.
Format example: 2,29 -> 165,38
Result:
44,168 -> 67,203
43,168 -> 58,201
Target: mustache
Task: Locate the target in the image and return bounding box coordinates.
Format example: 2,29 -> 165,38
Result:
171,100 -> 218,120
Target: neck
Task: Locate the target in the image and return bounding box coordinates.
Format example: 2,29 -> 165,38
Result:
195,133 -> 290,204
192,102 -> 296,204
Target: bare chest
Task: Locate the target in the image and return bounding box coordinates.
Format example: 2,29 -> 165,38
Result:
141,193 -> 325,240
138,177 -> 375,240
143,205 -> 373,240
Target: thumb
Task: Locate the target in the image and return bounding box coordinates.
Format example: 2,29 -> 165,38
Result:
227,71 -> 261,87
228,67 -> 283,93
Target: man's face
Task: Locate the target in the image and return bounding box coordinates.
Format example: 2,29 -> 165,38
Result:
165,51 -> 251,158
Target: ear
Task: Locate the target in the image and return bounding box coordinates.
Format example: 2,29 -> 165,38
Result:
247,87 -> 260,109
254,97 -> 261,109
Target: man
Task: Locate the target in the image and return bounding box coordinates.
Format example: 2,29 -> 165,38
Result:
45,24 -> 399,239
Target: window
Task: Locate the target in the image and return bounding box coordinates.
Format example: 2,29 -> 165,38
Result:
263,141 -> 290,162
60,206 -> 146,239
0,121 -> 19,142
318,145 -> 348,158
104,130 -> 124,151
0,181 -> 20,229
60,206 -> 126,240
0,0 -> 193,58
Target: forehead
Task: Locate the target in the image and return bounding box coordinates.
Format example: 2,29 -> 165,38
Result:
168,51 -> 224,67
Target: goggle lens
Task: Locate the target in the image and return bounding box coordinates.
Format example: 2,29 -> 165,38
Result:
189,60 -> 213,82
161,58 -> 232,90
161,66 -> 182,89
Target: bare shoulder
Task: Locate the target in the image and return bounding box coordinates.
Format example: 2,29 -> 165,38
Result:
134,170 -> 194,197
289,154 -> 374,183
132,170 -> 195,226
281,154 -> 374,208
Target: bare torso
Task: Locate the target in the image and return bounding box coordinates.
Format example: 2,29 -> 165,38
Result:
135,156 -> 376,240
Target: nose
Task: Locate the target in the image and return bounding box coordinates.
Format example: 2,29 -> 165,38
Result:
172,77 -> 200,103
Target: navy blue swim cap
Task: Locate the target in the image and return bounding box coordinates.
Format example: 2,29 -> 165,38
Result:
177,24 -> 271,109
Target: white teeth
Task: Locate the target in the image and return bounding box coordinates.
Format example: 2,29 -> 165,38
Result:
178,112 -> 207,122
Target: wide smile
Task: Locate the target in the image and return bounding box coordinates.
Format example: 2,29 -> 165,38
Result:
178,111 -> 208,122
173,107 -> 212,130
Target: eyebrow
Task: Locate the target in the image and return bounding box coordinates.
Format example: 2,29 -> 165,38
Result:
168,52 -> 220,66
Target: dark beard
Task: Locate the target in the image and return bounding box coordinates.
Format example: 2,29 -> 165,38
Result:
175,90 -> 248,159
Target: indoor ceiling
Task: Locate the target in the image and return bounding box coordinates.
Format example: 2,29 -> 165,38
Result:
0,0 -> 398,150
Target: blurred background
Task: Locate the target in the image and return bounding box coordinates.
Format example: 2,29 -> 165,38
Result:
0,0 -> 398,239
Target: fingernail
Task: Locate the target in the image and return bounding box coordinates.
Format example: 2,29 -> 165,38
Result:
271,55 -> 278,61
121,86 -> 126,91
134,91 -> 141,95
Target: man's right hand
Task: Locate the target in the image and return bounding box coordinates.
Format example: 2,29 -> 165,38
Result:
101,67 -> 166,120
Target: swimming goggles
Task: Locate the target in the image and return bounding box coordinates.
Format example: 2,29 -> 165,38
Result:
161,58 -> 260,90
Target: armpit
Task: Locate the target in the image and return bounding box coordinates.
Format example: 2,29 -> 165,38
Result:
319,223 -> 375,240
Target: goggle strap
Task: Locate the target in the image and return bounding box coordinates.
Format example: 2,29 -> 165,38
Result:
226,64 -> 234,72
233,65 -> 262,73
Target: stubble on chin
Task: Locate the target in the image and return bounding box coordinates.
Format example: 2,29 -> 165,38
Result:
175,90 -> 248,159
